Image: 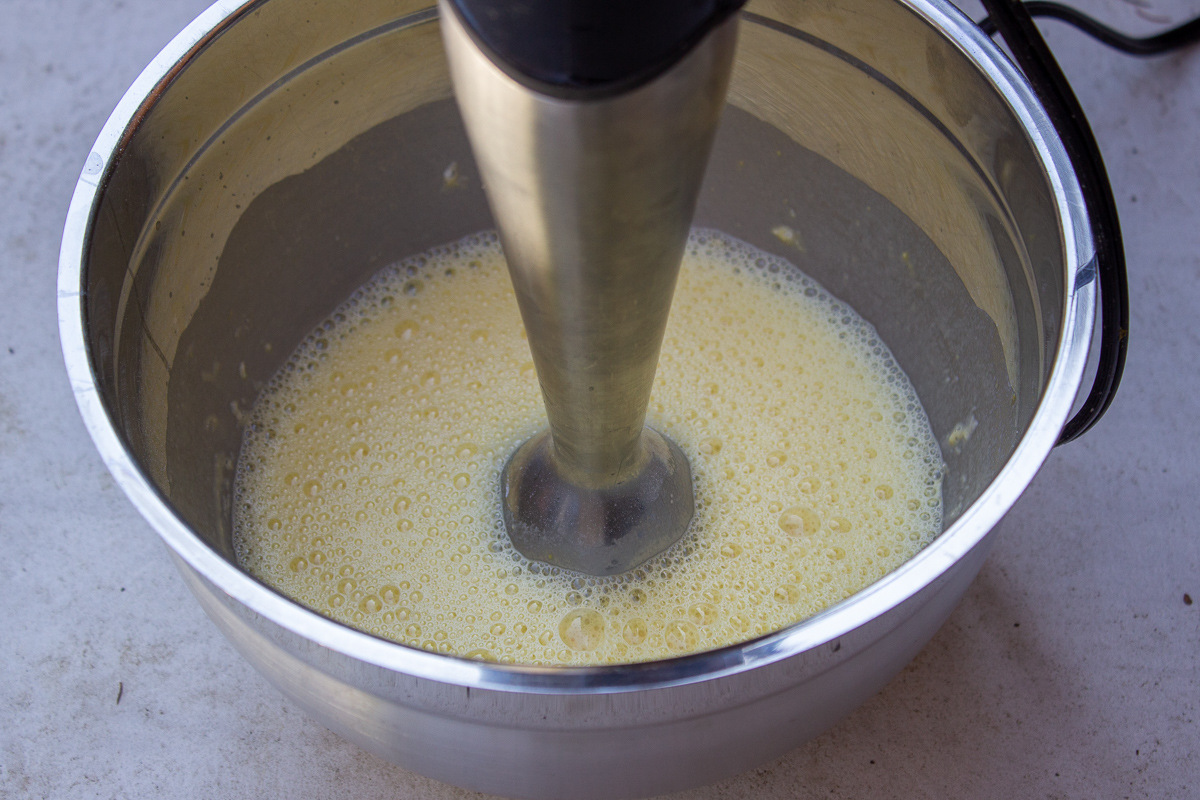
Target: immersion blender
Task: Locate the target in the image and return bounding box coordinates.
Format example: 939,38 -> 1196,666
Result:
440,0 -> 745,576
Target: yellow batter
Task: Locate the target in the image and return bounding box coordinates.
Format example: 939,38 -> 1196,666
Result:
233,230 -> 943,665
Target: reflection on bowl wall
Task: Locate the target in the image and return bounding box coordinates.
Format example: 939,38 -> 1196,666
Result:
58,0 -> 1094,798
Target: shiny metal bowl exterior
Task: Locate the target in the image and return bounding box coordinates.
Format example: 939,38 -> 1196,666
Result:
59,0 -> 1094,797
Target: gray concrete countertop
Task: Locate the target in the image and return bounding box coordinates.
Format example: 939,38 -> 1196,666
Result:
2,1 -> 1197,797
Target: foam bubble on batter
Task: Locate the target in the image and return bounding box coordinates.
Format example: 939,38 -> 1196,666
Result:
233,229 -> 943,665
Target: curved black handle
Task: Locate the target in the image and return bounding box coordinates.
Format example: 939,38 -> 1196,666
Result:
978,0 -> 1129,444
447,0 -> 746,98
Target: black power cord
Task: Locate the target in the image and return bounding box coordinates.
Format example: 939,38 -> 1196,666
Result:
979,2 -> 1200,55
978,0 -> 1132,444
979,1 -> 1199,442
983,4 -> 1200,443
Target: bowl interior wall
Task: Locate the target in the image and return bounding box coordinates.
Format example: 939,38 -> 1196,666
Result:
83,2 -> 1064,568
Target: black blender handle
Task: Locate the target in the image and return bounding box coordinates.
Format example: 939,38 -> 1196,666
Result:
446,0 -> 747,98
979,0 -> 1129,445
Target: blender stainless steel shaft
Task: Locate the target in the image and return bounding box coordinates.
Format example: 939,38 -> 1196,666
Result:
440,0 -> 741,575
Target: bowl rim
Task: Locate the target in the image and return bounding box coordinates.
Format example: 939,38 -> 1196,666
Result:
57,0 -> 1096,695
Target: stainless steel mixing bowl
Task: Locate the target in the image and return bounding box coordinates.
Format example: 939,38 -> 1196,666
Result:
59,0 -> 1094,797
